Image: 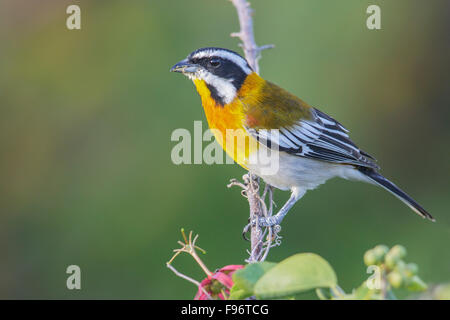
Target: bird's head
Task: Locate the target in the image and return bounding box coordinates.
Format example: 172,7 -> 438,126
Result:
171,47 -> 254,105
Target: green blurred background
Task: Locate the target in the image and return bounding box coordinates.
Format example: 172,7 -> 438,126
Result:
0,0 -> 449,299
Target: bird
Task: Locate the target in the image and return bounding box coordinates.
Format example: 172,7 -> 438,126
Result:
170,47 -> 434,227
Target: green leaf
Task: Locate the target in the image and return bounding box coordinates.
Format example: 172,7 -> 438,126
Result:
254,253 -> 337,299
228,288 -> 247,300
229,262 -> 276,300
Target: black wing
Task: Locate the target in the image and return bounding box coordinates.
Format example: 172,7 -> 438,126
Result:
246,108 -> 379,169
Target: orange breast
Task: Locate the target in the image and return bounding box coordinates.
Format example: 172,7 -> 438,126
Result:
192,72 -> 312,168
193,78 -> 258,168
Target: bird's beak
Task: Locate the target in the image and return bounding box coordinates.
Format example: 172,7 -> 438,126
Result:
170,59 -> 200,74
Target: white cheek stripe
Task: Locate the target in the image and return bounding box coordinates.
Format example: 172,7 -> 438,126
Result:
191,49 -> 252,75
199,70 -> 237,105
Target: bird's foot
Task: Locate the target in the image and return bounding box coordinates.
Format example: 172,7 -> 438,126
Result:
250,215 -> 281,227
242,216 -> 282,241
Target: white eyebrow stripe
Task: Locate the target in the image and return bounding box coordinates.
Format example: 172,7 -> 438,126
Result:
191,49 -> 253,75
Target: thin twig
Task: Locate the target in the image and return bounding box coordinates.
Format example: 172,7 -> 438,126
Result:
166,263 -> 213,300
167,230 -> 217,299
229,0 -> 275,263
229,0 -> 274,74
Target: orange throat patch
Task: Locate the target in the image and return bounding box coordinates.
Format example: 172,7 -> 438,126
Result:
192,73 -> 265,168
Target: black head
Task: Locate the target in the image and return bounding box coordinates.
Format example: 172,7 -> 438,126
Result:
171,47 -> 253,105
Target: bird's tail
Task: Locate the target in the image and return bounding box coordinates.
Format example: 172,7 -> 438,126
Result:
358,167 -> 434,221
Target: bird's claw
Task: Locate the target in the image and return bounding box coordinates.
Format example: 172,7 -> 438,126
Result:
242,218 -> 251,241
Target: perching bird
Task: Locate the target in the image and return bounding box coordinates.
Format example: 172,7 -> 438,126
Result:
171,47 -> 434,227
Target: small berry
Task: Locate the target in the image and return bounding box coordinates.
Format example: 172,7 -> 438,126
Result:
405,263 -> 419,277
373,245 -> 389,261
390,245 -> 407,259
364,250 -> 377,266
387,271 -> 403,288
385,252 -> 399,269
406,276 -> 428,291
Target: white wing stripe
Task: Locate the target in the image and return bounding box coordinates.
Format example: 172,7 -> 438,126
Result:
300,122 -> 322,135
280,128 -> 303,146
292,124 -> 317,140
291,127 -> 316,142
317,117 -> 335,125
321,127 -> 349,137
278,133 -> 298,149
245,109 -> 378,169
321,133 -> 360,152
257,129 -> 297,149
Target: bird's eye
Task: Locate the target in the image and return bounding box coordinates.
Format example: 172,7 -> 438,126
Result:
209,59 -> 221,68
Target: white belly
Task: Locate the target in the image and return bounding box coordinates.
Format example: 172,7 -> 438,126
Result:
247,148 -> 370,191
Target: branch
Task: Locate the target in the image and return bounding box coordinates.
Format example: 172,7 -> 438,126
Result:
167,229 -> 212,277
229,0 -> 274,74
229,0 -> 275,263
166,263 -> 213,300
166,229 -> 213,300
